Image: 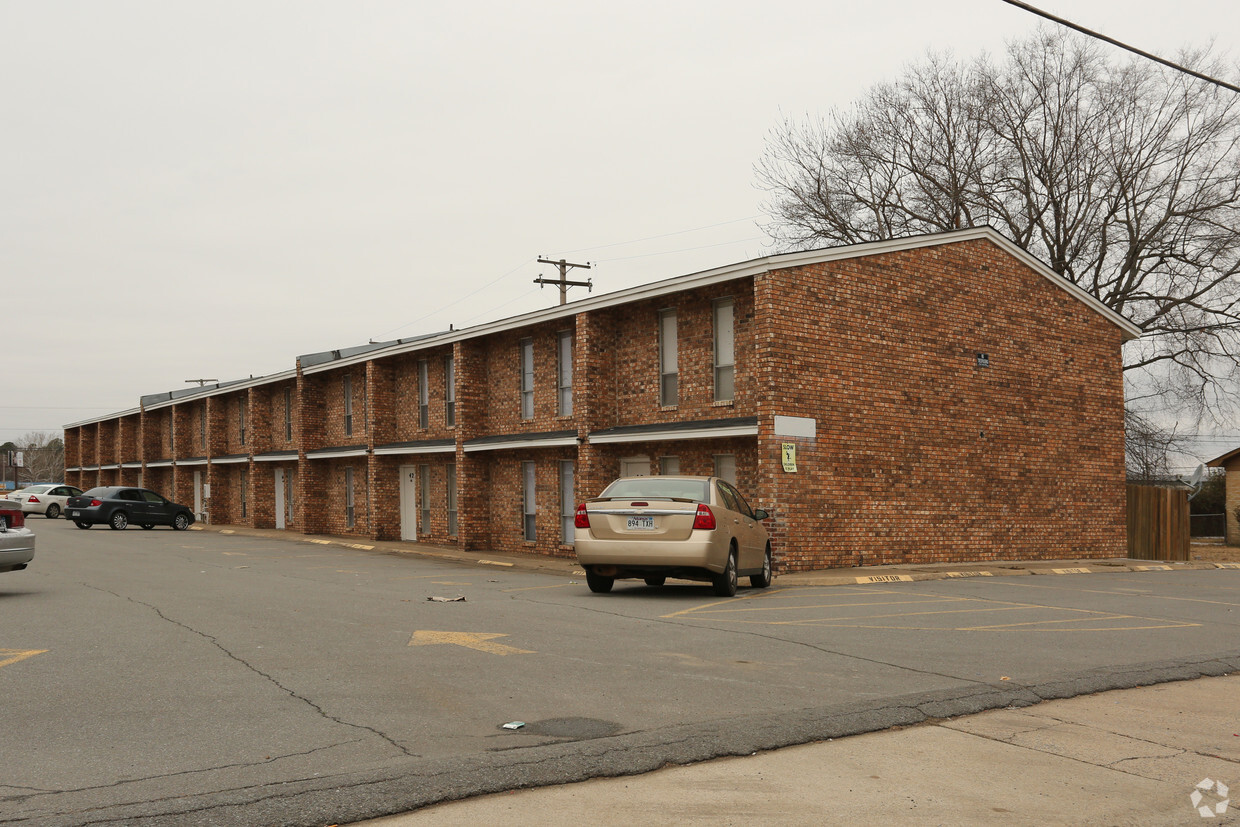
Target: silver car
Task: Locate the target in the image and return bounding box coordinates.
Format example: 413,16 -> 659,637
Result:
573,475 -> 773,596
0,503 -> 35,573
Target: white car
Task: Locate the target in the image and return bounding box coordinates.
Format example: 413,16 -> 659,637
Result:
5,484 -> 84,519
0,502 -> 35,573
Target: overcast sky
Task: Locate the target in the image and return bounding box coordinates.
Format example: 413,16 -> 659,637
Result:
3,1 -> 1237,468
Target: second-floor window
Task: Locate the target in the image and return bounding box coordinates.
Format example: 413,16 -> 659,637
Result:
239,400 -> 247,446
444,355 -> 455,427
557,330 -> 573,417
418,360 -> 429,429
658,309 -> 678,407
284,387 -> 293,442
520,338 -> 534,420
199,408 -> 206,449
343,375 -> 354,436
714,298 -> 735,402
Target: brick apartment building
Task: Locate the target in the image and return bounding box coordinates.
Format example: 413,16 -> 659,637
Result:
63,227 -> 1141,571
1207,447 -> 1240,545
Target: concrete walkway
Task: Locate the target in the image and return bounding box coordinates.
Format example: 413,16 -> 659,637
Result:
352,675 -> 1238,826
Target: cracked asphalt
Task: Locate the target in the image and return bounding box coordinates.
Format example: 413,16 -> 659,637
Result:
2,519 -> 1237,826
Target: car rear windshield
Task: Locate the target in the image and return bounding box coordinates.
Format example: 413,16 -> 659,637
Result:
601,479 -> 709,502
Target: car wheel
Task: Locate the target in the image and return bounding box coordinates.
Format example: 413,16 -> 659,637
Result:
173,513 -> 190,531
46,503 -> 61,519
586,570 -> 614,593
712,547 -> 739,597
141,524 -> 154,530
750,545 -> 773,589
644,576 -> 666,587
75,521 -> 92,529
109,511 -> 129,530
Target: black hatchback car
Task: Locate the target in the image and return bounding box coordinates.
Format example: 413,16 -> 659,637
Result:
66,487 -> 196,531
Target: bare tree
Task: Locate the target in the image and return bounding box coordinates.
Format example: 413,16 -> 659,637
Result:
756,30 -> 1240,421
10,431 -> 65,485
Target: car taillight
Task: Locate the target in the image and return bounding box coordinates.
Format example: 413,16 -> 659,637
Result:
1,511 -> 24,529
574,503 -> 590,529
692,504 -> 716,530
90,499 -> 103,507
27,495 -> 40,503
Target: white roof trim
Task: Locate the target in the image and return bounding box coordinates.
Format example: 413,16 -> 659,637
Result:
146,461 -> 174,468
121,462 -> 142,469
590,424 -> 760,445
464,436 -> 578,453
178,459 -> 209,467
253,453 -> 300,463
374,444 -> 457,456
64,407 -> 142,429
210,455 -> 250,465
307,448 -> 369,460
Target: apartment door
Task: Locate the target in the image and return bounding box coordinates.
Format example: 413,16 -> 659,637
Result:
399,465 -> 418,541
274,468 -> 286,530
193,471 -> 204,522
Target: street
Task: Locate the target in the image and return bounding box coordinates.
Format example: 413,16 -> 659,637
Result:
3,519 -> 1238,826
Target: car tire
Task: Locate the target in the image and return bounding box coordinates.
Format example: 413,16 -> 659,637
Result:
46,504 -> 61,519
75,521 -> 92,529
173,513 -> 190,531
586,570 -> 614,593
141,524 -> 154,530
109,511 -> 129,530
750,545 -> 773,589
644,576 -> 666,587
712,547 -> 739,597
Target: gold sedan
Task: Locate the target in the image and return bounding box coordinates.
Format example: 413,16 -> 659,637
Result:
573,475 -> 773,596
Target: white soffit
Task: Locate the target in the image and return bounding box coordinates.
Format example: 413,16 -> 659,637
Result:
591,423 -> 760,444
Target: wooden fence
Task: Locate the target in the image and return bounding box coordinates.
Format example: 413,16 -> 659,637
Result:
1126,484 -> 1190,561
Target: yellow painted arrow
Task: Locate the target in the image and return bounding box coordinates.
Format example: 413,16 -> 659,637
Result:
0,649 -> 47,669
408,631 -> 534,655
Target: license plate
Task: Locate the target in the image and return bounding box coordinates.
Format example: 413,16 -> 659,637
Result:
626,516 -> 655,531
69,510 -> 79,517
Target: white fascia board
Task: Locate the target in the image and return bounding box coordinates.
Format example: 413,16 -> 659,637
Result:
65,467 -> 82,473
306,449 -> 369,460
145,461 -> 173,468
80,465 -> 100,471
591,424 -> 760,445
253,453 -> 300,463
373,444 -> 457,456
178,459 -> 209,467
121,462 -> 142,469
463,436 -> 579,453
210,456 -> 251,465
64,408 -> 141,429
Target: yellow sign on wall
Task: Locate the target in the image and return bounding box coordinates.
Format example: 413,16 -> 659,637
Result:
782,442 -> 797,472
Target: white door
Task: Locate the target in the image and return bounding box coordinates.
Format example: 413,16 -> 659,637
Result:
193,471 -> 203,522
274,469 -> 286,530
620,456 -> 651,477
399,465 -> 418,541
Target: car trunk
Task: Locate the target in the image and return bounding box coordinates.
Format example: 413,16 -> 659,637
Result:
586,499 -> 698,541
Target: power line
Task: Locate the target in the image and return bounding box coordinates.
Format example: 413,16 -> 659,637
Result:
999,0 -> 1240,93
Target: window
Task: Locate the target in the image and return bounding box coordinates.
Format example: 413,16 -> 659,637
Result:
557,330 -> 573,416
419,465 -> 431,535
559,461 -> 574,544
239,400 -> 247,446
520,338 -> 534,420
343,375 -> 353,436
345,467 -> 355,528
284,387 -> 293,442
523,461 -> 536,541
659,456 -> 680,475
714,454 -> 737,485
444,355 -> 456,427
240,473 -> 248,519
199,407 -> 206,449
658,309 -> 678,407
714,298 -> 735,402
418,360 -> 429,429
446,465 -> 458,536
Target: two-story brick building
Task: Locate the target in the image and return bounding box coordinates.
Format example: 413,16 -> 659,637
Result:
64,227 -> 1141,570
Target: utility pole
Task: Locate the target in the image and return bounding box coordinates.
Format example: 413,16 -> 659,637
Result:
535,257 -> 592,305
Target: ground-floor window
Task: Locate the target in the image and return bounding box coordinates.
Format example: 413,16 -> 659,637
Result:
714,454 -> 737,485
446,465 -> 458,537
345,467 -> 355,528
240,473 -> 248,519
559,460 -> 574,544
659,456 -> 680,475
523,461 -> 537,541
419,465 -> 431,535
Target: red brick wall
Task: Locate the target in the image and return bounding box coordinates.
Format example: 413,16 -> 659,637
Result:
756,238 -> 1127,569
478,448 -> 578,557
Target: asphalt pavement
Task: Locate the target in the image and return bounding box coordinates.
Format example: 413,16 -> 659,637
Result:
189,523 -> 1240,826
